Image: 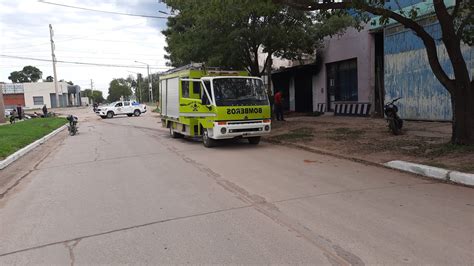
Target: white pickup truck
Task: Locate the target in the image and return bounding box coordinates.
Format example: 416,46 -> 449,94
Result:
96,101 -> 147,119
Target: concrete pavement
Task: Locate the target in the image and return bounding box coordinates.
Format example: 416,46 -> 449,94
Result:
0,108 -> 473,264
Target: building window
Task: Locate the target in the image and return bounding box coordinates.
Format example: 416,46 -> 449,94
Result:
33,96 -> 44,105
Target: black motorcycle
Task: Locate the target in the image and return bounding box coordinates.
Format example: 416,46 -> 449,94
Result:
67,115 -> 78,136
384,97 -> 403,135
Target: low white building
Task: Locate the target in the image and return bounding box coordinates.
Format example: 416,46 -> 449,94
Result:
1,82 -> 82,109
23,82 -> 68,109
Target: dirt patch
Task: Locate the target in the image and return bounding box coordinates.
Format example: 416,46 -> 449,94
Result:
266,115 -> 474,173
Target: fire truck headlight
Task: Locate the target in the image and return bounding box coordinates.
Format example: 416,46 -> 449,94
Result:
221,127 -> 227,134
265,125 -> 270,131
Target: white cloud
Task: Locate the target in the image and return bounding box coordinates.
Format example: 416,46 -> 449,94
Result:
0,0 -> 171,96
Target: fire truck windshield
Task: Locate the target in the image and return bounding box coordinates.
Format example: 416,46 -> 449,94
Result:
212,78 -> 268,106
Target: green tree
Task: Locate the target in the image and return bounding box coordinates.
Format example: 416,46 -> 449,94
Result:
276,0 -> 473,145
8,66 -> 42,83
107,78 -> 132,102
45,76 -> 54,82
162,0 -> 354,76
83,89 -> 105,103
132,73 -> 159,103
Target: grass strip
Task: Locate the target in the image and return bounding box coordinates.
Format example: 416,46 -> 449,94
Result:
0,118 -> 66,160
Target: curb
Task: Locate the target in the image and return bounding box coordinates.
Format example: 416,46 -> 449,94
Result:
384,160 -> 474,187
0,124 -> 67,170
264,138 -> 473,187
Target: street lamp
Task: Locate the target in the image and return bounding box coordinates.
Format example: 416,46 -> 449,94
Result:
135,61 -> 153,103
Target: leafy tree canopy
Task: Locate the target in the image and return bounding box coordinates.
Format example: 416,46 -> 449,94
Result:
107,78 -> 133,102
162,0 -> 355,76
8,66 -> 42,83
83,89 -> 105,103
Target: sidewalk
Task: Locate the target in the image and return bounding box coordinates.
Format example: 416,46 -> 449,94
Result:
265,114 -> 474,174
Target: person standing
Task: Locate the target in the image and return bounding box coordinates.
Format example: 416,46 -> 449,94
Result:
274,90 -> 285,121
16,104 -> 23,120
42,104 -> 48,117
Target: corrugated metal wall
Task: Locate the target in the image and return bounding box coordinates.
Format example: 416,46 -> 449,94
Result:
384,21 -> 473,121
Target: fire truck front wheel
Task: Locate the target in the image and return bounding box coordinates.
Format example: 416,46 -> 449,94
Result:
248,136 -> 261,145
202,129 -> 217,148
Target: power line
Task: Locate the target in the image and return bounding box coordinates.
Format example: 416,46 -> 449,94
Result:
1,54 -> 168,66
14,49 -> 166,57
0,54 -> 170,69
1,22 -> 146,50
38,0 -> 170,19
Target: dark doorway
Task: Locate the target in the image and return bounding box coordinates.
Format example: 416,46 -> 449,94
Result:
327,58 -> 358,111
294,72 -> 313,112
271,73 -> 290,111
374,32 -> 385,117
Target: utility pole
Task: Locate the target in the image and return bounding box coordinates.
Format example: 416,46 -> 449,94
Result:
90,79 -> 94,104
135,61 -> 153,103
137,74 -> 141,103
49,24 -> 60,108
147,64 -> 153,103
0,87 -> 5,123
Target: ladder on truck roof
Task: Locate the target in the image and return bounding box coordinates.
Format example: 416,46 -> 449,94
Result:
161,62 -> 235,76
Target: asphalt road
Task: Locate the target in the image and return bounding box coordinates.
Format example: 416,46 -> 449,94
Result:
0,108 -> 473,265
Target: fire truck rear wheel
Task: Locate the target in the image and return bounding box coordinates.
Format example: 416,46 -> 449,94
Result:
170,127 -> 183,138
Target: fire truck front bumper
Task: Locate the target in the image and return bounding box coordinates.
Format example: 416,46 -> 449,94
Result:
211,120 -> 271,140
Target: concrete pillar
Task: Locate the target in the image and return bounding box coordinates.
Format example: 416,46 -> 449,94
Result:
289,76 -> 295,111
0,88 -> 5,123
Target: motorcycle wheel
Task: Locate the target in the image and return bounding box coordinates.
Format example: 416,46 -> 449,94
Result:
69,126 -> 76,136
397,118 -> 403,129
389,119 -> 401,135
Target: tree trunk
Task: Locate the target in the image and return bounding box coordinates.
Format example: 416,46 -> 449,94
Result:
451,81 -> 474,145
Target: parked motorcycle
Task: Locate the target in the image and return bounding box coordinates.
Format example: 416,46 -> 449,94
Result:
67,115 -> 78,136
384,97 -> 403,135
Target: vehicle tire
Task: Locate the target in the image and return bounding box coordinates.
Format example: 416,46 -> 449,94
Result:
389,119 -> 401,135
134,109 -> 141,116
106,111 -> 114,119
202,129 -> 216,148
397,118 -> 404,130
100,116 -> 107,119
169,127 -> 182,139
248,136 -> 261,145
68,126 -> 76,136
127,114 -> 133,117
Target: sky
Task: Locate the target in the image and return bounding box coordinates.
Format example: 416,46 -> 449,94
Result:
0,0 -> 171,96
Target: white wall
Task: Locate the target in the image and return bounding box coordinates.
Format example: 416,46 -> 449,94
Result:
23,82 -> 69,109
313,26 -> 375,111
